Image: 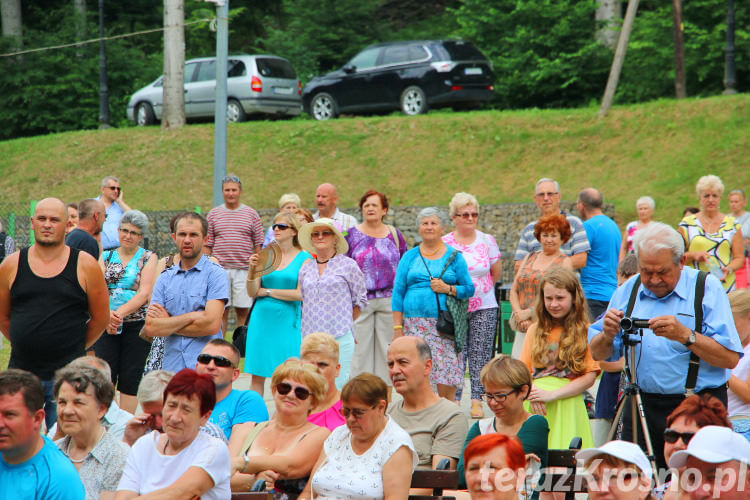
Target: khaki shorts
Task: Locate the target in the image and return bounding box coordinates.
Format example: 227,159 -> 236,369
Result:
226,268 -> 252,309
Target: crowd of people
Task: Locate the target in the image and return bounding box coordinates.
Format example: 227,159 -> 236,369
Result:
1,173 -> 750,499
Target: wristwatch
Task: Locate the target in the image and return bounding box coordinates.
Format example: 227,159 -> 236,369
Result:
684,331 -> 697,347
265,289 -> 272,297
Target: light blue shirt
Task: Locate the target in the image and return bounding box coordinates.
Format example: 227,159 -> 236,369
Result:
0,436 -> 85,500
209,389 -> 269,439
580,214 -> 621,302
588,267 -> 742,394
98,198 -> 124,250
150,255 -> 229,372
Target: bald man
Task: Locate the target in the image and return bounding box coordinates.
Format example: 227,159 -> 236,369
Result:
0,197 -> 109,428
313,183 -> 357,230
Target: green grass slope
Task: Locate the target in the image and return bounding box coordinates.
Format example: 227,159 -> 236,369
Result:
0,95 -> 748,226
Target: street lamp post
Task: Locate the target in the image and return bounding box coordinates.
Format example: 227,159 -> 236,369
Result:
98,0 -> 110,127
723,0 -> 737,95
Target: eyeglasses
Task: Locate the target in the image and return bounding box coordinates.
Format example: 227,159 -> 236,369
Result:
663,429 -> 695,445
272,224 -> 290,231
275,382 -> 311,401
196,353 -> 235,368
119,228 -> 143,237
456,212 -> 479,220
481,389 -> 519,403
311,231 -> 334,239
339,405 -> 375,419
106,186 -> 121,192
535,191 -> 559,199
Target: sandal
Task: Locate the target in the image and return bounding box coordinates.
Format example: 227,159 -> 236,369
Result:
470,400 -> 484,419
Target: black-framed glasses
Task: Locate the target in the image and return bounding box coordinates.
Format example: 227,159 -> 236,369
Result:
119,228 -> 143,237
663,429 -> 695,445
272,224 -> 290,231
275,382 -> 311,401
340,405 -> 375,419
535,191 -> 558,198
456,212 -> 479,220
196,353 -> 234,368
481,388 -> 519,403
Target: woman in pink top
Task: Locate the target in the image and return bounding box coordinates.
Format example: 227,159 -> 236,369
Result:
302,332 -> 345,431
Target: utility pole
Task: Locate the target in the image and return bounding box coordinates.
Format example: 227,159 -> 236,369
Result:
210,0 -> 228,208
672,0 -> 686,98
163,0 -> 185,129
723,0 -> 737,95
98,0 -> 110,128
598,0 -> 640,119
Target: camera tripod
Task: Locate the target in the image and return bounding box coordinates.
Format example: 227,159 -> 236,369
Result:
607,328 -> 660,484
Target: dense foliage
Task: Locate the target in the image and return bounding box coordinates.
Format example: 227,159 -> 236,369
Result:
0,0 -> 746,139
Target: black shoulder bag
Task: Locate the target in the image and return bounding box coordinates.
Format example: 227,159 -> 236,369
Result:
419,249 -> 459,339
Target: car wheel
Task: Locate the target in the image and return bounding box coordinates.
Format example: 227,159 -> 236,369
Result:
227,99 -> 247,123
135,103 -> 155,126
400,86 -> 428,116
310,93 -> 337,121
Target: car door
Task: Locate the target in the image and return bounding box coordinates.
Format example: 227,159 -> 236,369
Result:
188,60 -> 217,117
182,61 -> 201,116
372,44 -> 424,107
335,47 -> 381,110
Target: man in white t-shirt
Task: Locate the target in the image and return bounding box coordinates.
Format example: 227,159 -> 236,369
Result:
387,336 -> 468,470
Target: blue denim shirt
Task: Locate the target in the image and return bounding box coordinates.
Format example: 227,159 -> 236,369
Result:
98,197 -> 124,250
150,255 -> 229,372
588,267 -> 742,394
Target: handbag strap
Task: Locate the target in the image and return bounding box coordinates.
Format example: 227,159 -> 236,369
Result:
418,247 -> 458,312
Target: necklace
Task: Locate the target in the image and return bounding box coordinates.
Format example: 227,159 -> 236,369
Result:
316,252 -> 336,264
67,427 -> 105,463
164,438 -> 170,454
420,243 -> 442,257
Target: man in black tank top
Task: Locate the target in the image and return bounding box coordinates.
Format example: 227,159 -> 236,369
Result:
0,198 -> 110,428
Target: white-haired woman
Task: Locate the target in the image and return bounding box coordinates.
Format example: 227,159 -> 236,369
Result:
298,218 -> 368,389
96,209 -> 158,413
443,192 -> 502,418
679,175 -> 744,292
619,196 -> 654,262
263,193 -> 301,248
392,208 -> 475,401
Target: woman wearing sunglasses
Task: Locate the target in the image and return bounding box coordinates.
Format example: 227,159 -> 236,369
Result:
443,192 -> 502,418
231,359 -> 330,495
456,355 -> 548,495
246,212 -> 312,396
301,373 -> 417,500
298,218 -> 368,389
656,393 -> 731,500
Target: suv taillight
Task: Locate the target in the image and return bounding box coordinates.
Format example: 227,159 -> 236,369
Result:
298,81 -> 302,96
251,76 -> 262,92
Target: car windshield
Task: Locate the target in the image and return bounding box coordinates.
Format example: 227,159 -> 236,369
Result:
441,41 -> 487,61
256,58 -> 296,79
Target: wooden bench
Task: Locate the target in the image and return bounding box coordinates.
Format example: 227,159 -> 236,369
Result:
409,457 -> 459,500
538,437 -> 587,500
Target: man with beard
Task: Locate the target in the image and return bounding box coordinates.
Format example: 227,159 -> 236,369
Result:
142,212 -> 229,372
0,198 -> 109,428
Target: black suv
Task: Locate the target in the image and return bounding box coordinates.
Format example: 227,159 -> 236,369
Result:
302,40 -> 495,120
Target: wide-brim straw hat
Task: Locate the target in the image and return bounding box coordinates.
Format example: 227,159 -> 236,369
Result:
298,218 -> 349,255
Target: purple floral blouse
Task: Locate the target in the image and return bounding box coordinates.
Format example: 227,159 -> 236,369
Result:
345,226 -> 407,299
299,254 -> 368,338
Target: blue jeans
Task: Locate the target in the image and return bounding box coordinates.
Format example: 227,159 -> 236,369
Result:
41,379 -> 57,430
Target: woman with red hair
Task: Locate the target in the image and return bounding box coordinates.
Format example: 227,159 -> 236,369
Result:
509,214 -> 572,357
116,369 -> 231,500
464,433 -> 526,500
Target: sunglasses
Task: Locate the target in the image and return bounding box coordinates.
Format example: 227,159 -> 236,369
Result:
106,186 -> 121,192
275,382 -> 311,401
272,223 -> 290,231
339,405 -> 375,419
663,429 -> 695,445
196,353 -> 235,368
480,388 -> 519,403
311,231 -> 334,238
456,212 -> 479,220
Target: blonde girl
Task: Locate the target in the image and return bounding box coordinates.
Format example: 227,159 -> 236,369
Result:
520,266 -> 599,448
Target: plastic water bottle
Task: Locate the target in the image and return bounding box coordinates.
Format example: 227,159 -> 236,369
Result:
708,260 -> 723,280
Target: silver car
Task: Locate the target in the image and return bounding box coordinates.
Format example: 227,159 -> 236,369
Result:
127,54 -> 302,125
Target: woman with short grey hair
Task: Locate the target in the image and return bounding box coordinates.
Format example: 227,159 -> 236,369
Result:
392,207 -> 475,401
94,209 -> 158,413
619,196 -> 655,262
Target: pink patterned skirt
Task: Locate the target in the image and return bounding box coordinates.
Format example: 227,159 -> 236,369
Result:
404,316 -> 463,386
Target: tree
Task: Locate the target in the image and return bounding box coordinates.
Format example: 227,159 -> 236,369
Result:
162,0 -> 184,129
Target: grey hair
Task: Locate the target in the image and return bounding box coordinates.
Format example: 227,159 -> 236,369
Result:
695,175 -> 724,197
416,207 -> 448,228
448,192 -> 479,217
634,222 -> 685,264
536,178 -> 560,193
729,189 -> 745,199
53,365 -> 114,411
415,337 -> 433,362
136,370 -> 174,404
120,210 -> 149,234
636,196 -> 655,210
67,356 -> 112,383
278,193 -> 301,208
101,176 -> 119,187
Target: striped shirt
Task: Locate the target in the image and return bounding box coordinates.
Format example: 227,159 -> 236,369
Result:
206,204 -> 264,269
514,211 -> 590,261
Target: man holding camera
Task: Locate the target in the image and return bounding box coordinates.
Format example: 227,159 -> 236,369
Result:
589,222 -> 742,471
